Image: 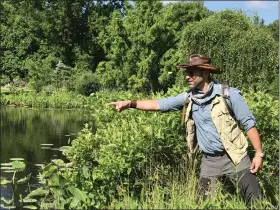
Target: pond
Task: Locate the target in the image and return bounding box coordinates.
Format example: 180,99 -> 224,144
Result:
0,106 -> 94,208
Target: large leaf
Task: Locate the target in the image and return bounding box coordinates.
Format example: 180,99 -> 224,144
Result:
11,161 -> 26,170
67,186 -> 88,203
47,174 -> 59,187
42,165 -> 58,177
26,188 -> 48,198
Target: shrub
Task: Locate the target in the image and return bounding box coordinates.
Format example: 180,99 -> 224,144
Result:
74,72 -> 101,96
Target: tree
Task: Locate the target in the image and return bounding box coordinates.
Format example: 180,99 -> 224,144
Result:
266,20 -> 279,41
0,1 -> 43,83
177,10 -> 278,93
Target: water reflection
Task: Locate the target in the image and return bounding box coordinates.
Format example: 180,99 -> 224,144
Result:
0,106 -> 93,208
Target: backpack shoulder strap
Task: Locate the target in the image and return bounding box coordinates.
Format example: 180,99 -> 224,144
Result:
181,90 -> 191,125
220,83 -> 235,119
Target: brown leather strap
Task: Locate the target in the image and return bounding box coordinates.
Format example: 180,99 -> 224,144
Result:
130,100 -> 137,108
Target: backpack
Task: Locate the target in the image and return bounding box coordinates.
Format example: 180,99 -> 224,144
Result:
220,83 -> 236,120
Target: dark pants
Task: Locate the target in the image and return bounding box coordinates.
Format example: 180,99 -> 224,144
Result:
199,153 -> 262,206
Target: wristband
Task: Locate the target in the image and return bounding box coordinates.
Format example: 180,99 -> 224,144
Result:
130,100 -> 137,108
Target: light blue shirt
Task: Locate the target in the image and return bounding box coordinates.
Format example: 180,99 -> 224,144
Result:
157,84 -> 256,154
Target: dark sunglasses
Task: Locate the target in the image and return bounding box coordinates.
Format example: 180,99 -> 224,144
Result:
183,69 -> 196,77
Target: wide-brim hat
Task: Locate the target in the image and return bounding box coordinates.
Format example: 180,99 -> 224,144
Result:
176,54 -> 221,74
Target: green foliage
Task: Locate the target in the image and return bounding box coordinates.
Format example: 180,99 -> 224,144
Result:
74,71 -> 101,95
0,1 -> 42,82
1,90 -> 88,109
177,10 -> 278,95
24,162 -> 90,209
1,1 -> 277,95
0,1 -> 278,208
24,54 -> 59,92
53,60 -> 74,90
243,89 -> 279,204
1,88 -> 278,208
266,20 -> 279,41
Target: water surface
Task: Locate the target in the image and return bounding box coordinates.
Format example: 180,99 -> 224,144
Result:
0,106 -> 93,207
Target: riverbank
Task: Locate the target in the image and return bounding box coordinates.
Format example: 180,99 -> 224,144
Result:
0,88 -> 151,110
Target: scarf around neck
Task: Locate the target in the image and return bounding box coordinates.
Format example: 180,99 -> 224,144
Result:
190,80 -> 217,105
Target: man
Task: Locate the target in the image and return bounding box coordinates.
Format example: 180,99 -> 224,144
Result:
110,54 -> 263,205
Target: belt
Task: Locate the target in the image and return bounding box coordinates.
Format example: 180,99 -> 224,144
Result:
202,151 -> 226,157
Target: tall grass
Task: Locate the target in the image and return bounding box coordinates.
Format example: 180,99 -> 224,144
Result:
110,164 -> 276,209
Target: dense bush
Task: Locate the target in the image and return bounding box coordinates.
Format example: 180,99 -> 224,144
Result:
242,89 -> 279,204
1,90 -> 91,109
74,72 -> 101,96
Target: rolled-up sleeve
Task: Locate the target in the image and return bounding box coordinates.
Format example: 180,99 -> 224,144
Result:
157,92 -> 185,112
230,88 -> 256,131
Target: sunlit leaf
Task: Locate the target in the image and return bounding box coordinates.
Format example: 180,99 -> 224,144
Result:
65,162 -> 74,168
41,147 -> 52,150
1,196 -> 13,204
1,179 -> 12,185
67,186 -> 88,203
26,188 -> 48,198
82,166 -> 89,179
12,161 -> 26,169
23,205 -> 38,209
3,170 -> 16,173
17,173 -> 31,184
51,159 -> 64,166
59,146 -> 71,152
0,167 -> 13,170
69,197 -> 79,209
40,144 -> 53,146
1,163 -> 12,166
5,206 -> 16,209
40,203 -> 55,209
22,198 -> 37,203
47,174 -> 60,187
10,158 -> 24,161
107,144 -> 117,148
34,164 -> 45,168
42,165 -> 58,177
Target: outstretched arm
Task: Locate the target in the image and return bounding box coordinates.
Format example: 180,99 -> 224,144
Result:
109,100 -> 160,112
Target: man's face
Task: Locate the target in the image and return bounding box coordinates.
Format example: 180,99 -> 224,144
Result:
184,67 -> 206,89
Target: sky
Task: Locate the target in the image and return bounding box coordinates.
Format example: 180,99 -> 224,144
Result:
162,1 -> 278,25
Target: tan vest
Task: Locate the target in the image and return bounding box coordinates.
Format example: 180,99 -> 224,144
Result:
184,95 -> 248,165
